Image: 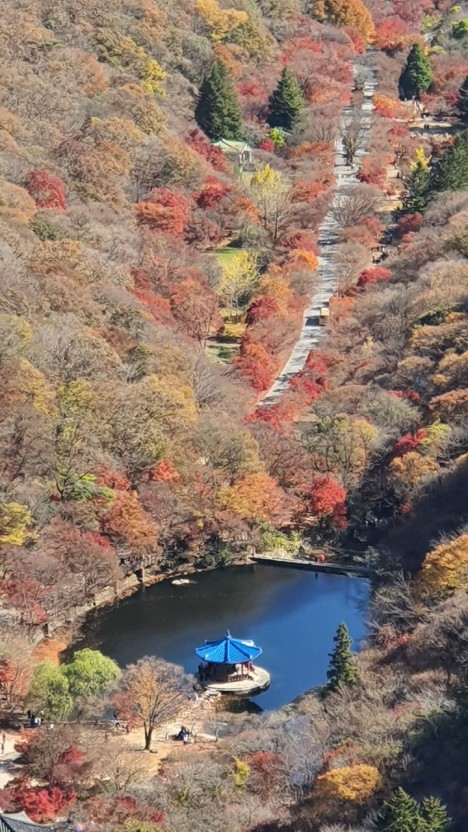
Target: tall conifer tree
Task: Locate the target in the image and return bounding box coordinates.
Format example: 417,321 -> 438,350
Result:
402,161 -> 431,213
399,44 -> 433,99
326,622 -> 358,690
421,796 -> 451,832
195,60 -> 243,141
457,75 -> 468,124
375,788 -> 422,832
429,131 -> 468,194
267,67 -> 304,131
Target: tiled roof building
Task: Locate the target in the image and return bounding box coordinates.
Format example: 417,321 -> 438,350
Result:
0,812 -> 53,832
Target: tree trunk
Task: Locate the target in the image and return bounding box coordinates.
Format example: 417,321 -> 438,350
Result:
144,723 -> 153,751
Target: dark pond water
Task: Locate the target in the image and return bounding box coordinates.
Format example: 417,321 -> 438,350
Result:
76,565 -> 369,711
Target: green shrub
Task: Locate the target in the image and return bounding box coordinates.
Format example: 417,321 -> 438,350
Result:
452,18 -> 468,38
29,215 -> 64,241
261,526 -> 301,554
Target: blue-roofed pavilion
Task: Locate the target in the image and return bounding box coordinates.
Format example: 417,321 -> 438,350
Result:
195,631 -> 270,697
196,630 -> 262,664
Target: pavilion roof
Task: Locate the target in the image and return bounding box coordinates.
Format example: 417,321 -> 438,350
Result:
195,630 -> 262,664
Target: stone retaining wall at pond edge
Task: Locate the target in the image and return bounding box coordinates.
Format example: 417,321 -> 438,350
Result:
38,559 -> 242,638
26,546 -> 368,643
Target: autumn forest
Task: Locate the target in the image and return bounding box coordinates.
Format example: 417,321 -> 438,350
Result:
0,0 -> 468,828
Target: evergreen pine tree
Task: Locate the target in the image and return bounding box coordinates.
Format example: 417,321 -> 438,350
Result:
402,161 -> 431,213
267,67 -> 304,131
375,788 -> 423,832
326,622 -> 358,690
195,60 -> 243,141
420,796 -> 451,832
399,44 -> 433,100
457,75 -> 468,124
429,131 -> 468,194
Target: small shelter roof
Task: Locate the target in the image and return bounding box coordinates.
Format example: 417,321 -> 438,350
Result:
195,630 -> 262,664
212,139 -> 251,153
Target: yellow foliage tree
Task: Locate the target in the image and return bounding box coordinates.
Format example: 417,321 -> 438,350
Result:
17,359 -> 55,415
0,315 -> 32,358
314,0 -> 375,42
219,251 -> 259,319
196,0 -> 248,41
0,503 -> 35,546
315,764 -> 381,804
140,59 -> 167,96
95,31 -> 166,96
141,374 -> 197,431
57,379 -> 95,417
411,146 -> 430,169
228,2 -> 274,58
417,534 -> 468,599
118,87 -> 167,134
249,165 -> 291,240
420,420 -> 451,454
233,758 -> 250,787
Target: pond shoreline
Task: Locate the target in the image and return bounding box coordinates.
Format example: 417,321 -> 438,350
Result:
35,546 -> 371,673
68,563 -> 369,712
38,558 -> 239,651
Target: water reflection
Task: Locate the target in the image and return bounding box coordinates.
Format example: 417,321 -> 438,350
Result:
75,565 -> 369,711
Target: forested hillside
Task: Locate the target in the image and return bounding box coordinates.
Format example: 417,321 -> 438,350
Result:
0,0 -> 467,643
1,0 -> 468,828
0,0 -> 374,626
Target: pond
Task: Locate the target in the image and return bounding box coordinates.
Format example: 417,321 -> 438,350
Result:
75,564 -> 370,711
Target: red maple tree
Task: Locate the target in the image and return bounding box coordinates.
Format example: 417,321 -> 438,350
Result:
26,170 -> 67,210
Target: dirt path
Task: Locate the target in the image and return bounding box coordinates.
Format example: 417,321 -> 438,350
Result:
261,58 -> 377,406
0,731 -> 22,788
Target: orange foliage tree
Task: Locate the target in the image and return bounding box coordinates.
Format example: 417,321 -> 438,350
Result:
373,95 -> 406,120
315,0 -> 375,42
102,491 -> 158,548
374,17 -> 412,53
218,472 -> 285,523
136,188 -> 191,234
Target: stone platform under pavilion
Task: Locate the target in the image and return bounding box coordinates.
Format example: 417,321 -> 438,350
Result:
195,631 -> 270,697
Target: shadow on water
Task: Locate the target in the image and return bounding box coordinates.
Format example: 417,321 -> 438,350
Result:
75,564 -> 369,711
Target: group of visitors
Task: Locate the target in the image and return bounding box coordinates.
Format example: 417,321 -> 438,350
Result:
198,663 -> 213,682
198,661 -> 256,682
177,725 -> 192,744
113,710 -> 130,733
26,710 -> 42,728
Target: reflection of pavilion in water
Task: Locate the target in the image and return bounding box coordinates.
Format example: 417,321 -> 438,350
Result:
195,630 -> 270,696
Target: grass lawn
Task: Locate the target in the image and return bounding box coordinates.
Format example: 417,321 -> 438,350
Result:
214,246 -> 245,266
